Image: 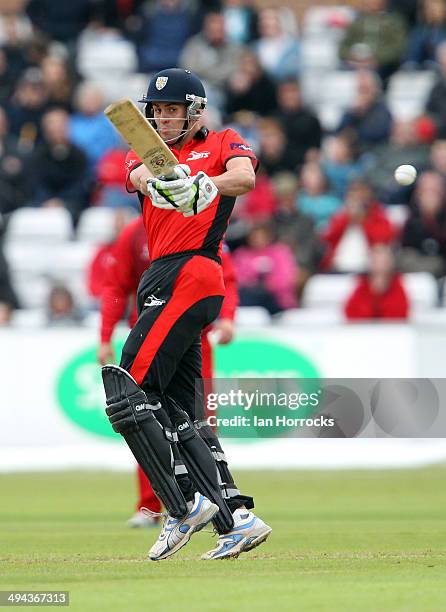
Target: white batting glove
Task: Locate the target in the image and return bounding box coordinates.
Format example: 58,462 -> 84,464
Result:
177,171 -> 218,217
147,164 -> 192,210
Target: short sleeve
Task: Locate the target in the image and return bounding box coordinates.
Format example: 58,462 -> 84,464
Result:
125,149 -> 142,193
220,129 -> 258,171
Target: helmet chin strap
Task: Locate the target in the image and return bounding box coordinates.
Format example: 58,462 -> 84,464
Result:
160,120 -> 200,145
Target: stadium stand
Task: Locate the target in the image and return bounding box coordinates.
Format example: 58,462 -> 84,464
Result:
1,0 -> 446,328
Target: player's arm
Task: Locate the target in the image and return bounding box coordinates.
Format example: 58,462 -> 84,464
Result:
212,157 -> 255,196
143,156 -> 256,217
129,165 -> 152,196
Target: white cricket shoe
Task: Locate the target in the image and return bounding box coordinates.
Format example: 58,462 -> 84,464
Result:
127,510 -> 159,529
148,493 -> 218,561
201,509 -> 272,560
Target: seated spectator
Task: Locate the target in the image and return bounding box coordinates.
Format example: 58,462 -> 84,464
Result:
223,0 -> 258,45
135,0 -> 195,73
6,67 -> 48,151
180,11 -> 242,106
321,179 -> 395,272
0,106 -> 26,215
398,170 -> 446,277
225,50 -> 277,117
345,243 -> 409,320
425,41 -> 446,132
0,7 -> 33,47
321,133 -> 363,200
233,221 -> 298,314
46,283 -> 84,326
405,0 -> 446,68
253,7 -> 299,81
0,40 -> 26,105
95,147 -> 141,210
339,0 -> 406,82
389,0 -> 418,28
257,118 -> 298,176
364,119 -> 431,203
20,31 -> 49,71
41,55 -> 75,112
272,172 -> 325,292
70,82 -> 121,176
26,0 -> 92,47
0,216 -> 19,326
90,0 -> 147,30
336,70 -> 393,151
28,108 -> 90,226
274,79 -> 321,169
298,162 -> 342,230
0,6 -> 33,80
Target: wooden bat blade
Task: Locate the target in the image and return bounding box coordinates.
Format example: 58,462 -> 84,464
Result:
104,98 -> 178,177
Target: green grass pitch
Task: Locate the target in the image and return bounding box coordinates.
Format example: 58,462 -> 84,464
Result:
1,468 -> 446,611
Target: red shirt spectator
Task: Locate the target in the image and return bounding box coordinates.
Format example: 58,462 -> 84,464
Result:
321,179 -> 395,272
344,243 -> 409,320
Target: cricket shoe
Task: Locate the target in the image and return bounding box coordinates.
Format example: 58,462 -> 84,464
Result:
127,510 -> 159,529
148,493 -> 218,561
201,509 -> 272,560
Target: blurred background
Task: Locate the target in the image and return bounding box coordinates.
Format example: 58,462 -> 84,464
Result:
1,0 -> 446,472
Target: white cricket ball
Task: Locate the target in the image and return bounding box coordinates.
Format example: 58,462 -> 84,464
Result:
394,164 -> 417,186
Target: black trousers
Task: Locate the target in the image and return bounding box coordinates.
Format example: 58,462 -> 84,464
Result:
120,252 -> 253,511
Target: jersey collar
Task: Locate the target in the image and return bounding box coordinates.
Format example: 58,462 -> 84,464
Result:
170,126 -> 209,155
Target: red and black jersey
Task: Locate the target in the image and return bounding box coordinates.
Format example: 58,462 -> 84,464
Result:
100,217 -> 239,343
125,127 -> 257,261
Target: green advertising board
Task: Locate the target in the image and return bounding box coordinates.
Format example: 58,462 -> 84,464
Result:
57,335 -> 320,439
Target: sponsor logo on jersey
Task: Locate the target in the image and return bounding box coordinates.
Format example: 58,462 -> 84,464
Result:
125,158 -> 137,170
144,294 -> 166,307
178,421 -> 190,431
186,150 -> 211,161
229,143 -> 252,151
156,76 -> 168,90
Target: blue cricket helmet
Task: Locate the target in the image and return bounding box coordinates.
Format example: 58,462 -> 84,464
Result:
139,68 -> 206,105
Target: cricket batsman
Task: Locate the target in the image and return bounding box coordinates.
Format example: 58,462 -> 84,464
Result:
101,68 -> 271,560
97,216 -> 239,526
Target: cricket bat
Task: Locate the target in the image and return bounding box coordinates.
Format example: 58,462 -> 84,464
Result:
104,98 -> 178,178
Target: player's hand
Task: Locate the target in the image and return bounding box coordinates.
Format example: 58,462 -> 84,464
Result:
177,171 -> 218,217
211,318 -> 235,345
147,164 -> 192,210
97,342 -> 116,366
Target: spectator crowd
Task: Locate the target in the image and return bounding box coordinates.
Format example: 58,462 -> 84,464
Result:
3,0 -> 446,323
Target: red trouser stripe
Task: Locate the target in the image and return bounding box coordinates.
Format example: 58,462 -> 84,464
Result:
129,257 -> 222,385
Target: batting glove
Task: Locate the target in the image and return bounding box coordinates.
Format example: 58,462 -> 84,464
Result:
147,164 -> 192,210
177,171 -> 218,217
